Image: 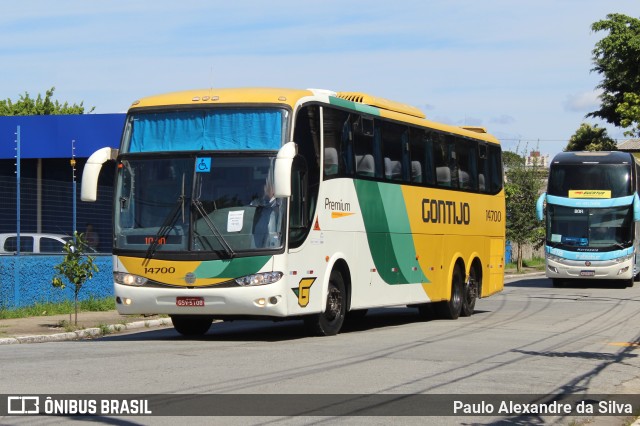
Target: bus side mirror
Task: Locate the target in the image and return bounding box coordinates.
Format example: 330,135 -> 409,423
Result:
634,193 -> 640,222
536,192 -> 546,221
81,147 -> 118,202
273,142 -> 297,198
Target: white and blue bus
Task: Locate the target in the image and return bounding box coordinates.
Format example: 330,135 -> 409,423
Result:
536,151 -> 640,287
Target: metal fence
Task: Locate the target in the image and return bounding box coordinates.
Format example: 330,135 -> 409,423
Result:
0,176 -> 113,253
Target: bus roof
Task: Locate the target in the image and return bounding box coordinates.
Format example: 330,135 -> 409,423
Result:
551,151 -> 634,165
129,87 -> 500,144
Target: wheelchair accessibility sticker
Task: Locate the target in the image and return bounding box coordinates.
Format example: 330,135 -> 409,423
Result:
196,157 -> 211,173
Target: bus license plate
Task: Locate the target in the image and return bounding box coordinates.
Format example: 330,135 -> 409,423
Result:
580,271 -> 595,277
176,297 -> 205,307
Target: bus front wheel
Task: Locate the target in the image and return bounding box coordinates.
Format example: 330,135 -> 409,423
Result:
435,265 -> 463,320
304,270 -> 346,336
170,315 -> 213,336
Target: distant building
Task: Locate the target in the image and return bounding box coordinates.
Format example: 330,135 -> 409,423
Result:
525,150 -> 549,168
618,138 -> 640,153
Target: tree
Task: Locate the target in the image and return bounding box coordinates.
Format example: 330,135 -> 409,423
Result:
588,14 -> 640,136
52,232 -> 99,326
565,123 -> 617,151
505,150 -> 546,272
503,150 -> 525,169
0,86 -> 94,116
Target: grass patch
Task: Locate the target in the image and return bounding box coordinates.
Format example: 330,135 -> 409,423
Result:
0,297 -> 115,320
506,257 -> 545,271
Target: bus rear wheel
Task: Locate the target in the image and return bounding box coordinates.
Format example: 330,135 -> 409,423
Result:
304,270 -> 346,336
435,265 -> 463,320
170,315 -> 213,336
461,267 -> 478,317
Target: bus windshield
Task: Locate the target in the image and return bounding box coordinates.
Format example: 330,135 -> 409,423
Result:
546,205 -> 633,250
114,155 -> 284,256
547,164 -> 632,197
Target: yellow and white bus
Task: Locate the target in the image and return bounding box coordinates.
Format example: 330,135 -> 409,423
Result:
81,88 -> 505,336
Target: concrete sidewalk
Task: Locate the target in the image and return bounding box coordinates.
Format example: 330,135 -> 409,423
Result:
0,311 -> 172,344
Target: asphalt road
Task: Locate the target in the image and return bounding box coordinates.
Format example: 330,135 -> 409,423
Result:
1,274 -> 639,425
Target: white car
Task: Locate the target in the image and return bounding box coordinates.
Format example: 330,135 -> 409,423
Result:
0,233 -> 74,254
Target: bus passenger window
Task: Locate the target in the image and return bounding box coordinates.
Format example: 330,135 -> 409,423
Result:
322,107 -> 351,179
434,136 -> 451,187
324,147 -> 339,176
353,116 -> 377,178
455,137 -> 478,190
380,121 -> 406,181
408,128 -> 425,183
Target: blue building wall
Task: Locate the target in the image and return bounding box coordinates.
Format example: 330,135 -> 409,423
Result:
0,255 -> 113,309
0,114 -> 124,159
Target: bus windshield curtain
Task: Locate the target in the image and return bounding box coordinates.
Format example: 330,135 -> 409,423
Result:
129,109 -> 282,153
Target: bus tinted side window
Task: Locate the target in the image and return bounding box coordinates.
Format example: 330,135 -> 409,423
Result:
455,137 -> 478,191
291,105 -> 321,249
380,121 -> 407,182
353,116 -> 377,178
488,144 -> 503,193
322,107 -> 352,179
409,129 -> 434,185
434,134 -> 450,187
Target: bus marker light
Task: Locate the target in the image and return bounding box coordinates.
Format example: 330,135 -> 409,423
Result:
325,256 -> 329,262
123,298 -> 132,306
256,298 -> 266,307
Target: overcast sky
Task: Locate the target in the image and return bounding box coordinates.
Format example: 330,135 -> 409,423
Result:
2,1 -> 640,159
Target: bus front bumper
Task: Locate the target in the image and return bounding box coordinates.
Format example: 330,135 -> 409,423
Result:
545,256 -> 634,281
113,282 -> 290,317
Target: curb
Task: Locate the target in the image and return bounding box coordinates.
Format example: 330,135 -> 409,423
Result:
505,271 -> 545,280
0,318 -> 172,345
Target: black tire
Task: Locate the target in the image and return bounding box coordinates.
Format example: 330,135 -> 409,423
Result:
170,315 -> 213,336
461,267 -> 478,317
304,270 -> 346,336
434,265 -> 463,320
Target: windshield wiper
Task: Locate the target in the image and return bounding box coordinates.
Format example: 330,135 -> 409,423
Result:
192,199 -> 235,258
143,196 -> 185,263
144,174 -> 187,263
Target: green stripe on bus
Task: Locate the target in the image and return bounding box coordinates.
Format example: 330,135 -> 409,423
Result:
354,180 -> 428,284
194,256 -> 271,279
329,97 -> 381,116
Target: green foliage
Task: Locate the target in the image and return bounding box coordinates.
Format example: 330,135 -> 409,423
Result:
0,297 -> 114,320
51,232 -> 99,325
616,92 -> 640,137
505,148 -> 546,272
0,86 -> 95,116
502,151 -> 525,169
565,123 -> 617,151
588,13 -> 640,135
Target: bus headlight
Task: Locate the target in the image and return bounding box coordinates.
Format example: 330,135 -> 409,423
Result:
114,272 -> 148,287
614,254 -> 633,264
235,271 -> 283,287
